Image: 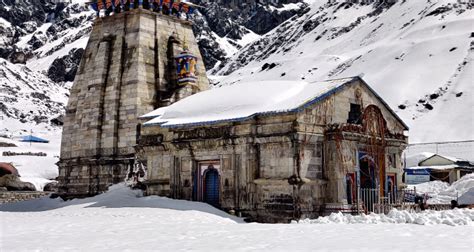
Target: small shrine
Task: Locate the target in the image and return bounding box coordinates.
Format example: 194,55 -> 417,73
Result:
89,0 -> 198,20
175,47 -> 198,85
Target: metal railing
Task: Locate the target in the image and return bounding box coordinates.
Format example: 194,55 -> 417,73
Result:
359,187 -> 379,213
357,186 -> 456,214
358,187 -> 422,214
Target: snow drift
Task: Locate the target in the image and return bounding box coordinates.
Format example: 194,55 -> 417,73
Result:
297,208 -> 474,226
1,183 -> 473,251
409,173 -> 474,204
0,183 -> 242,223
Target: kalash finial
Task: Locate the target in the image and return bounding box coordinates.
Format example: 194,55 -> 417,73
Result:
182,35 -> 189,52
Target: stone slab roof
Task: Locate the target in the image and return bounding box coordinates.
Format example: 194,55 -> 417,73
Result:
142,76 -> 408,129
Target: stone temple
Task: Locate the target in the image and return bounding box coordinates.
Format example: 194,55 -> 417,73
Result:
58,4 -> 209,198
138,77 -> 409,222
59,2 -> 409,223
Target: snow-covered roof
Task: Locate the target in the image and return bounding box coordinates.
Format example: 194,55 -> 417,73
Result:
405,152 -> 435,168
142,77 -> 354,127
406,164 -> 462,171
142,76 -> 408,129
417,153 -> 469,166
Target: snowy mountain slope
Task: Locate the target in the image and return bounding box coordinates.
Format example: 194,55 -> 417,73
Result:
0,1 -> 93,137
0,1 -> 304,138
213,0 -> 474,143
193,0 -> 307,69
0,58 -> 70,133
0,1 -> 306,182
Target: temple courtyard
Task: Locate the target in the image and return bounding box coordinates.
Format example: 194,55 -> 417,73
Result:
1,185 -> 472,251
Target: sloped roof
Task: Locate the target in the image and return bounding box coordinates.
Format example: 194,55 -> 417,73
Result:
142,76 -> 409,129
405,152 -> 435,168
418,153 -> 468,166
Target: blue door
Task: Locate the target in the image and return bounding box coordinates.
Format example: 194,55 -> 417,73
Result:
204,169 -> 220,207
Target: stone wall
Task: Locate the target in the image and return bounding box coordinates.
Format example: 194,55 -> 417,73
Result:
58,9 -> 209,198
0,191 -> 50,204
138,78 -> 408,222
139,115 -> 328,222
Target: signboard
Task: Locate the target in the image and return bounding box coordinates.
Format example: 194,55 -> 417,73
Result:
404,191 -> 416,203
405,169 -> 430,184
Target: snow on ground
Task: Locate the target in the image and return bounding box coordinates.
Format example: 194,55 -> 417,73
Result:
1,184 -> 473,251
0,131 -> 61,191
268,3 -> 304,13
297,208 -> 474,226
408,174 -> 474,204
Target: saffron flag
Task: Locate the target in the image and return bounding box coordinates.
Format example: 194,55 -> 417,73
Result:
172,2 -> 180,12
181,3 -> 188,13
162,0 -> 170,12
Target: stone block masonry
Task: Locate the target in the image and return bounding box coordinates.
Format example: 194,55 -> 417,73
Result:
58,9 -> 209,199
0,191 -> 51,204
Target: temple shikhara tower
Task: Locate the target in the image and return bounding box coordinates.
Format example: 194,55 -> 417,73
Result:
58,0 -> 209,198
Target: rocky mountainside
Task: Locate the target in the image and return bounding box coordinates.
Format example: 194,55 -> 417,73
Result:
0,0 -> 472,143
0,0 -> 304,136
0,0 -> 92,135
193,0 -> 307,68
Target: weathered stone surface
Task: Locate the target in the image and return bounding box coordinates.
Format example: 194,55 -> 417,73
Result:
0,191 -> 50,204
43,181 -> 59,192
138,78 -> 408,223
58,9 -> 209,198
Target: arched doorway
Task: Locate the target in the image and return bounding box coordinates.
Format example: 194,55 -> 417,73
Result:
203,168 -> 220,207
359,154 -> 376,189
359,153 -> 378,212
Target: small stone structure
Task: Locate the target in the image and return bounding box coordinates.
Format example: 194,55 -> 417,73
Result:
138,77 -> 409,222
0,191 -> 50,204
58,8 -> 209,198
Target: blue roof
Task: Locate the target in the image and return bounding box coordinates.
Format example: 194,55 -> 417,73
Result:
20,135 -> 49,143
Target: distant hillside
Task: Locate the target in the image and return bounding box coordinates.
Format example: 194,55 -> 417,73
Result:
213,0 -> 474,142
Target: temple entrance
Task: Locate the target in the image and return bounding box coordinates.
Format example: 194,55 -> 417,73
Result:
359,153 -> 376,189
204,168 -> 220,207
386,173 -> 396,203
193,162 -> 220,207
359,152 -> 378,212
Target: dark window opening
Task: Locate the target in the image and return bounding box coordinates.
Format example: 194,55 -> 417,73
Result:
348,103 -> 362,124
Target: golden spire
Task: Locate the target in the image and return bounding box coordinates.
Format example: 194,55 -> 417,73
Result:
182,34 -> 189,51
